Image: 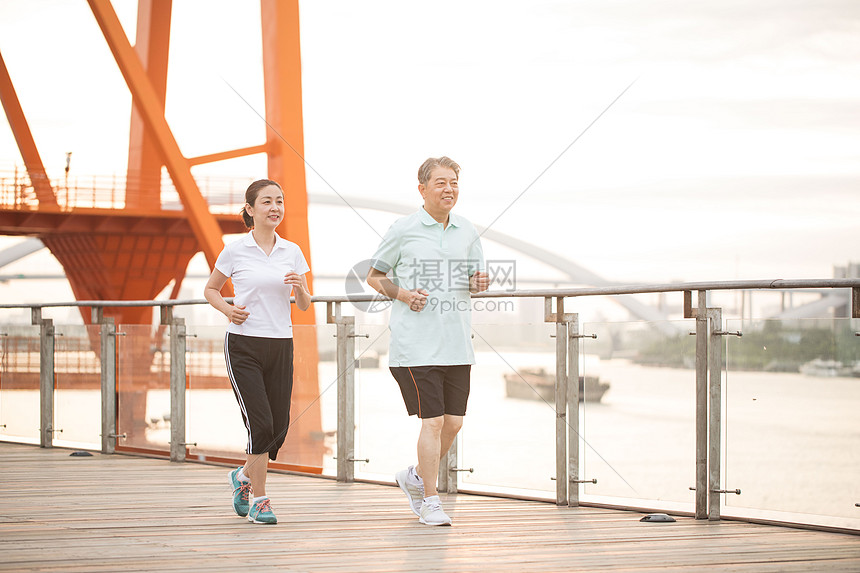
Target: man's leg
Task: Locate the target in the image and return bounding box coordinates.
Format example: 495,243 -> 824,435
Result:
439,414 -> 463,458
416,414 -> 463,496
415,415 -> 444,497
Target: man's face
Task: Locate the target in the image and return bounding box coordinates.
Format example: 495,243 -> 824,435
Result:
419,166 -> 459,216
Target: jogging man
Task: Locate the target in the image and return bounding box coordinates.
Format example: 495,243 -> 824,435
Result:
367,156 -> 489,525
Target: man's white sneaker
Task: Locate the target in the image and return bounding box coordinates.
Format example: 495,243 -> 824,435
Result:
419,495 -> 452,526
395,466 -> 424,516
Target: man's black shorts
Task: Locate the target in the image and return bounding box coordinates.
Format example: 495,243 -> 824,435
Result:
389,365 -> 471,419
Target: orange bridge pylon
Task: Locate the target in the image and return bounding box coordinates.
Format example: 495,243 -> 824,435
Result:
0,0 -> 322,472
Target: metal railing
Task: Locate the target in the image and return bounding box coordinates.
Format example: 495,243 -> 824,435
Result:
0,168 -> 252,213
1,278 -> 859,529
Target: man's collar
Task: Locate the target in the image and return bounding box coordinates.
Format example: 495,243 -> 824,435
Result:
419,207 -> 460,227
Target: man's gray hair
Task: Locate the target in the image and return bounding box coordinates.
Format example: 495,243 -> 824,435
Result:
417,156 -> 460,185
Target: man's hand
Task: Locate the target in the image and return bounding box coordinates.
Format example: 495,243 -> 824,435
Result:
401,288 -> 429,312
470,271 -> 490,293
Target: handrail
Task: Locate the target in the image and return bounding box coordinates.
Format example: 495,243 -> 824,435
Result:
471,278 -> 860,298
2,278 -> 858,531
1,278 -> 859,309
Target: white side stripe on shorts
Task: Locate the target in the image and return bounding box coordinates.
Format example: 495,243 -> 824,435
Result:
224,333 -> 253,454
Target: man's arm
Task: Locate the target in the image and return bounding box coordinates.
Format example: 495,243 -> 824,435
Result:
366,267 -> 428,312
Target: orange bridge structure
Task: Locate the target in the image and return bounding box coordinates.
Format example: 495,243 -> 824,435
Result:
0,0 -> 323,472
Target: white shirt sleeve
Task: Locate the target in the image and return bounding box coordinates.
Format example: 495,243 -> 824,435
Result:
294,247 -> 310,275
370,222 -> 400,274
214,244 -> 233,277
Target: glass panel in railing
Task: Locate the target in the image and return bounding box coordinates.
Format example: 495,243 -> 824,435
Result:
351,322 -> 402,482
185,325 -> 246,462
0,324 -> 40,444
273,324 -> 329,475
314,322 -> 339,477
580,320 -> 696,512
115,324 -> 169,455
724,317 -> 860,530
458,321 -> 558,498
53,324 -> 101,449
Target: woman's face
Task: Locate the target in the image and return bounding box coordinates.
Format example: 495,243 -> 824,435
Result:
246,185 -> 284,230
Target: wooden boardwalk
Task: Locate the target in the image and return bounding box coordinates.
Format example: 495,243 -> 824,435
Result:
1,443 -> 858,572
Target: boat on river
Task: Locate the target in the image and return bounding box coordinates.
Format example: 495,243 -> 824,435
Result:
798,358 -> 860,377
504,367 -> 610,403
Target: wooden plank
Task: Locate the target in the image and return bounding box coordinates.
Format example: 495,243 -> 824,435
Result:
0,443 -> 857,572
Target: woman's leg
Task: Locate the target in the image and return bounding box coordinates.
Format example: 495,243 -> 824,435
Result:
262,338 -> 295,460
226,334 -> 274,492
244,453 -> 268,497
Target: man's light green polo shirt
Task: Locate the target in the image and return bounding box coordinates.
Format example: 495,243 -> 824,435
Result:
371,208 -> 485,367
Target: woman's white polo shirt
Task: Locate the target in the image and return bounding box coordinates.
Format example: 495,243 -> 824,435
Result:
215,231 -> 310,338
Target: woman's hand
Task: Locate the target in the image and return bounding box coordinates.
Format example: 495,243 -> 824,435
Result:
229,304 -> 250,325
284,271 -> 305,293
285,271 -> 312,311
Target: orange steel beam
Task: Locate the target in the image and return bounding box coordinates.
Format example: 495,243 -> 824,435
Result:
187,143 -> 269,167
261,0 -> 314,323
87,0 -> 224,270
0,51 -> 58,208
126,0 -> 172,211
260,0 -> 321,472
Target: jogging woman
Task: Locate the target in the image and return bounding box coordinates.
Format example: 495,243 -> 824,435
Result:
204,178 -> 311,524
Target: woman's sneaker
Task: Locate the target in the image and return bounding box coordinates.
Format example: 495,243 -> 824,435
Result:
248,497 -> 277,524
419,495 -> 452,526
229,467 -> 251,517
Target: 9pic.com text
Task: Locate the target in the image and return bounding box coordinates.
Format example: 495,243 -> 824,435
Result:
426,298 -> 515,314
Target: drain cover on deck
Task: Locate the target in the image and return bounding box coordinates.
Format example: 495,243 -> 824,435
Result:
640,513 -> 676,522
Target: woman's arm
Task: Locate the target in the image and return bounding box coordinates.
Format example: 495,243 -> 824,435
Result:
204,269 -> 249,325
284,272 -> 312,311
295,273 -> 312,311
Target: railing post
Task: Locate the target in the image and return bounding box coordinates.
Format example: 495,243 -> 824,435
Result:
695,291 -> 709,518
708,307 -> 723,520
567,314 -> 580,506
168,314 -> 187,462
556,306 -> 568,505
438,440 -> 458,494
96,310 -> 117,455
437,444 -> 449,493
32,308 -> 54,448
328,302 -> 356,483
338,315 -> 356,482
545,296 -> 569,505
852,286 -> 860,319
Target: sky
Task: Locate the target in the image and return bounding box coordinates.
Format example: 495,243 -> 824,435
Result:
0,0 -> 859,307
